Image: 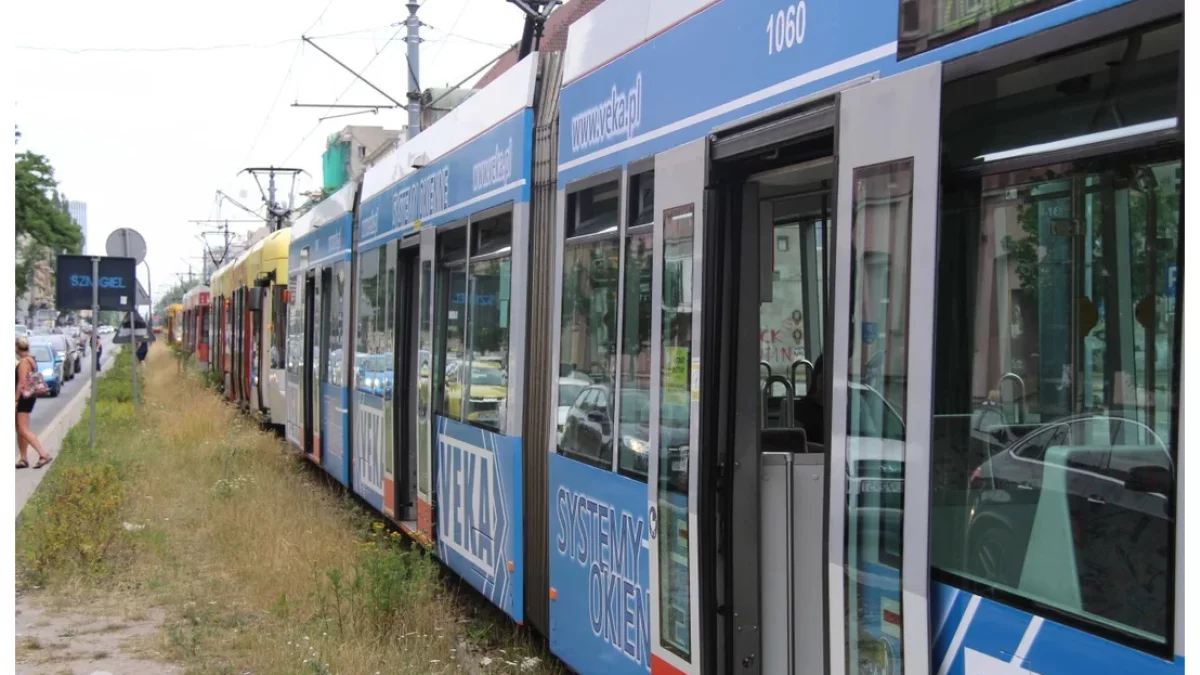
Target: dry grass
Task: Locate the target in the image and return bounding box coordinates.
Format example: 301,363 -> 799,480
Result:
18,345 -> 563,675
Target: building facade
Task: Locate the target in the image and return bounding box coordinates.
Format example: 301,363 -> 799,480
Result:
68,200 -> 88,252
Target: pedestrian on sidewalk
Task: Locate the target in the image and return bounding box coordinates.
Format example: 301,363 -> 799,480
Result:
95,340 -> 103,371
15,337 -> 52,470
136,339 -> 148,365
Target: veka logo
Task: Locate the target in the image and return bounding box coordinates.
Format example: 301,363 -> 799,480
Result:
69,275 -> 127,289
357,405 -> 385,494
439,437 -> 498,577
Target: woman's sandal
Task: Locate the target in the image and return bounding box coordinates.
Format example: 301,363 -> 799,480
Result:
15,460 -> 28,469
34,456 -> 52,469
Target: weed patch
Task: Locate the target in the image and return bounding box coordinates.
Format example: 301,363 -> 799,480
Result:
18,345 -> 564,674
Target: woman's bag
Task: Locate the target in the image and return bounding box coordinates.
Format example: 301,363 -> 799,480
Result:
20,356 -> 48,398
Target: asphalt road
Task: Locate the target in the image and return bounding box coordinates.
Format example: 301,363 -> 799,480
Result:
29,334 -> 120,437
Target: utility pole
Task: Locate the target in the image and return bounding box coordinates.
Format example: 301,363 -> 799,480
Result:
406,1 -> 422,140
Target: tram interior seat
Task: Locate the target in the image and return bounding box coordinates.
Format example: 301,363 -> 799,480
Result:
761,427 -> 809,454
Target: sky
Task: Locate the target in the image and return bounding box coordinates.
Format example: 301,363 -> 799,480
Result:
13,0 -> 526,306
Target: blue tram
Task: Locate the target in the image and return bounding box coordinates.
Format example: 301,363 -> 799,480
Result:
207,0 -> 1186,673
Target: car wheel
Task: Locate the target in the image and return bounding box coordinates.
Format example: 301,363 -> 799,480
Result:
967,519 -> 1019,586
51,384 -> 61,397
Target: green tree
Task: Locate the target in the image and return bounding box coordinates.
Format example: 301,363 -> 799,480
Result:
15,150 -> 83,300
154,278 -> 201,320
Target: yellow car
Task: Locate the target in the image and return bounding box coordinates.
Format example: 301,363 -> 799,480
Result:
444,359 -> 508,429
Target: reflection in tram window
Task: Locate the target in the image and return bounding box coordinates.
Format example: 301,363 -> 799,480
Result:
434,226 -> 468,420
463,212 -> 511,429
658,204 -> 694,659
417,260 -> 434,496
557,236 -> 620,469
617,229 -> 652,480
843,159 -> 913,675
931,156 -> 1181,645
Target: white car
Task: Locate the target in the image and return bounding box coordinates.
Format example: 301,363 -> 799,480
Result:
557,377 -> 593,445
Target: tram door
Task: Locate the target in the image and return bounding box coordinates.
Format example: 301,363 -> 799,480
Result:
646,140 -> 706,675
393,238 -> 422,523
302,272 -> 317,456
825,64 -> 942,675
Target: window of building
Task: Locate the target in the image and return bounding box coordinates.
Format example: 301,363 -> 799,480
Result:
930,23 -> 1180,650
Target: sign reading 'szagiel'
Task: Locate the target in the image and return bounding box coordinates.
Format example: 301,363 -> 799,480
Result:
435,417 -> 524,622
549,453 -> 652,675
357,54 -> 538,248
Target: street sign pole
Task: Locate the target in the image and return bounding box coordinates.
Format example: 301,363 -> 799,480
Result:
90,257 -> 99,451
126,230 -> 138,412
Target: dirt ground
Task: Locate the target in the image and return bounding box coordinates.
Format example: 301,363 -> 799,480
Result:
15,590 -> 177,675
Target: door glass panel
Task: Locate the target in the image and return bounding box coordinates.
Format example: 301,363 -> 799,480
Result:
658,204 -> 694,659
930,155 -> 1181,644
843,159 -> 913,675
418,259 -> 433,496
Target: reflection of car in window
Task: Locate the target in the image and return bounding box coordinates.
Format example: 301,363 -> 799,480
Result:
964,413 -> 1173,639
558,385 -> 689,483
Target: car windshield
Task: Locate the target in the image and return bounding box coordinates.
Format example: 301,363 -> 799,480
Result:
471,365 -> 506,386
559,384 -> 585,407
29,345 -> 54,363
620,391 -> 650,423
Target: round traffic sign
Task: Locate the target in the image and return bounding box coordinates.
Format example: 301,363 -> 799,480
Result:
105,228 -> 147,263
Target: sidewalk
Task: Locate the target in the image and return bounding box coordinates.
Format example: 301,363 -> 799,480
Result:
15,344 -> 123,518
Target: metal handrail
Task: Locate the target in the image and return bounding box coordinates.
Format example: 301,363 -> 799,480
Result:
762,375 -> 795,428
761,361 -> 772,380
998,372 -> 1026,424
790,358 -> 814,396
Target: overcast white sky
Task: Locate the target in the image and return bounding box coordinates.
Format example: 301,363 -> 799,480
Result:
14,0 -> 525,305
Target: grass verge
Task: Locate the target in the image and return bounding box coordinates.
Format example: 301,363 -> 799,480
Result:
17,346 -> 562,675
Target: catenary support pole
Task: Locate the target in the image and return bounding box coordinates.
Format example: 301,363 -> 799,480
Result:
406,0 -> 421,140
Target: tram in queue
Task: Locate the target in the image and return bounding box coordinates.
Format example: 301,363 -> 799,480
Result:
203,0 -> 1185,673
165,303 -> 184,345
180,285 -> 211,370
208,229 -> 293,425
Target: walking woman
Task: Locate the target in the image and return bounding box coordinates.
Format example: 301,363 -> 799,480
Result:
15,337 -> 52,469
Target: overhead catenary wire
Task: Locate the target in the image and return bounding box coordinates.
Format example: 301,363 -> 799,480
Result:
282,24 -> 406,164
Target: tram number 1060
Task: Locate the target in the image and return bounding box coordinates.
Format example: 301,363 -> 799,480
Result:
766,0 -> 808,56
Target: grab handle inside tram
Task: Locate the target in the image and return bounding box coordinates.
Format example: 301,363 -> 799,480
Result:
762,375 -> 795,429
790,358 -> 814,397
998,371 -> 1027,424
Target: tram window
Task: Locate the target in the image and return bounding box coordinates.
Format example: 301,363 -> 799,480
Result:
629,171 -> 655,227
557,228 -> 620,470
382,242 -> 397,403
326,264 -> 345,387
434,226 -> 468,421
897,0 -> 1071,60
616,228 -> 652,481
930,24 -> 1181,646
271,285 -> 286,369
464,212 -> 513,433
566,180 -> 620,238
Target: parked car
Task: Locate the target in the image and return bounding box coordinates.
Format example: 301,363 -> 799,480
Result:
30,334 -> 77,382
556,377 -> 592,445
27,343 -> 62,397
15,324 -> 29,338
